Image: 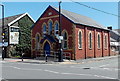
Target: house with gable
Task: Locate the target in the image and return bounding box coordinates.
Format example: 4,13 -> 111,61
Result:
31,5 -> 111,60
0,13 -> 35,57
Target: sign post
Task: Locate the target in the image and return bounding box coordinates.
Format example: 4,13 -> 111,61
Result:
0,4 -> 5,60
58,1 -> 63,62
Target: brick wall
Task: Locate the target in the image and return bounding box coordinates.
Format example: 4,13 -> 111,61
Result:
75,25 -> 110,60
32,6 -> 111,60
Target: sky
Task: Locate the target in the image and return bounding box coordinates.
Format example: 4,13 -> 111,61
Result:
1,2 -> 118,29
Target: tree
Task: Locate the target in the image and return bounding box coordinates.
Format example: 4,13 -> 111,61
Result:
15,15 -> 34,57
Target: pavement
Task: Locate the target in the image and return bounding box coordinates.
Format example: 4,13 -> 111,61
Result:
1,54 -> 119,64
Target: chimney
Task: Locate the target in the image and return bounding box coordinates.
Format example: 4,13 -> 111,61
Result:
107,26 -> 112,30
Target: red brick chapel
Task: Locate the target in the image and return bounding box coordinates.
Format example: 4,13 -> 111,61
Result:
31,5 -> 111,60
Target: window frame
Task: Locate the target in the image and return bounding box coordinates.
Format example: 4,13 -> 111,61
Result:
78,30 -> 82,49
89,32 -> 92,49
97,33 -> 101,49
104,34 -> 108,49
62,31 -> 68,49
48,21 -> 53,35
43,24 -> 47,34
54,22 -> 59,36
35,33 -> 40,50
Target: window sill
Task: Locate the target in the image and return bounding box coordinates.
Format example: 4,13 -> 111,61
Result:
89,48 -> 92,50
98,48 -> 101,50
78,48 -> 82,50
63,48 -> 67,50
105,48 -> 108,50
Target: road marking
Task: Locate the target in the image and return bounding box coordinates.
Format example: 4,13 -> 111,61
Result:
22,68 -> 42,71
2,65 -> 117,79
99,64 -> 110,67
44,70 -> 59,74
93,75 -> 116,79
69,66 -> 119,71
2,66 -> 42,71
60,72 -> 116,79
13,66 -> 21,69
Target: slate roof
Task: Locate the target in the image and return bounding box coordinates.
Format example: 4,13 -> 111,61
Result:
40,35 -> 58,43
51,6 -> 107,30
113,29 -> 120,35
110,37 -> 117,42
110,29 -> 120,42
0,13 -> 24,27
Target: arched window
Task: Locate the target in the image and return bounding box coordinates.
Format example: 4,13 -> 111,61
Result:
48,21 -> 52,35
43,24 -> 46,34
62,31 -> 67,49
89,32 -> 92,49
78,31 -> 82,49
105,35 -> 107,49
36,34 -> 40,50
97,34 -> 100,49
54,23 -> 59,36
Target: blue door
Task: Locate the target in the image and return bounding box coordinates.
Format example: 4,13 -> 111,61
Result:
44,42 -> 50,56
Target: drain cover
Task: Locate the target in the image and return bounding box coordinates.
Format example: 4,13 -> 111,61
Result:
83,67 -> 90,69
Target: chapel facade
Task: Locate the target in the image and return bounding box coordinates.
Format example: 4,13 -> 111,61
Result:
31,5 -> 111,60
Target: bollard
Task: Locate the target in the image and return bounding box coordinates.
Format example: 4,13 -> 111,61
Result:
45,51 -> 48,62
22,53 -> 24,61
45,54 -> 47,62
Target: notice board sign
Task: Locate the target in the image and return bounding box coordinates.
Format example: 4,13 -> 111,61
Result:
9,26 -> 19,44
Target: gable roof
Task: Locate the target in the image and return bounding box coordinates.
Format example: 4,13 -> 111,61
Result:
52,6 -> 107,30
32,5 -> 108,30
0,13 -> 23,27
40,35 -> 57,43
0,13 -> 35,27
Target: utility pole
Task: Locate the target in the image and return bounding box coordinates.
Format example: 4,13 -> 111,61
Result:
0,4 -> 5,60
58,1 -> 63,62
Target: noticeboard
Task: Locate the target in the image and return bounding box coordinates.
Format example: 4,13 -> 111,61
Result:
9,26 -> 19,44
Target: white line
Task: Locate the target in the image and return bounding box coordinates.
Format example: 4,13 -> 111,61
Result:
60,72 -> 116,79
99,64 -> 110,67
22,68 -> 42,71
70,66 -> 118,71
44,69 -> 59,74
93,75 -> 116,79
13,66 -> 21,69
3,66 -> 43,71
3,66 -> 21,69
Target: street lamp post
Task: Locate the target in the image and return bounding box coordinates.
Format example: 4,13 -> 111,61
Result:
58,1 -> 63,62
0,4 -> 5,60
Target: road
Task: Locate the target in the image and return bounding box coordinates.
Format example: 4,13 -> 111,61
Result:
1,56 -> 119,80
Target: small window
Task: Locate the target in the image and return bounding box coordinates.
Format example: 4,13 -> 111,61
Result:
36,34 -> 40,50
62,32 -> 67,49
54,23 -> 59,36
78,31 -> 82,49
105,35 -> 107,49
48,21 -> 52,35
97,34 -> 100,49
43,24 -> 46,34
89,32 -> 92,49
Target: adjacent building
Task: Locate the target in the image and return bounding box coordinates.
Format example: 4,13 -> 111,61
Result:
108,27 -> 120,55
0,13 -> 34,57
31,5 -> 111,60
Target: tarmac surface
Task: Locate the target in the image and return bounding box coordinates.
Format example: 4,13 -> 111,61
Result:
1,55 -> 119,80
